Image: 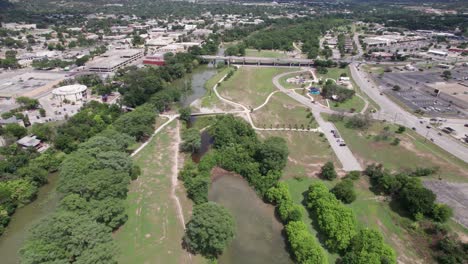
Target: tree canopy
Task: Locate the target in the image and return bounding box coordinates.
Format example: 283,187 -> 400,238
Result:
183,202 -> 235,259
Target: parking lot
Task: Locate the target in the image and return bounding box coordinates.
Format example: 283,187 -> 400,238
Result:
377,70 -> 466,118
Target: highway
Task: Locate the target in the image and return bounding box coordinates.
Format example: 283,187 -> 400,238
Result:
349,63 -> 468,163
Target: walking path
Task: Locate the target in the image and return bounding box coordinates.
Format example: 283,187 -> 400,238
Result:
272,70 -> 363,171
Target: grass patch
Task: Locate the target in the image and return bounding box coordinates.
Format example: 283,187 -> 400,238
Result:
258,130 -> 340,178
251,92 -> 317,129
114,121 -> 204,264
330,95 -> 366,113
316,67 -> 348,82
245,49 -> 289,58
200,66 -> 235,109
218,67 -> 298,108
333,121 -> 468,183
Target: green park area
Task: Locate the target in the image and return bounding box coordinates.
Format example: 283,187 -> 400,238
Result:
199,66 -> 237,111
218,67 -> 298,108
114,121 -> 205,264
284,177 -> 427,263
331,120 -> 468,183
258,130 -> 340,178
251,92 -> 317,129
329,95 -> 366,113
245,48 -> 289,58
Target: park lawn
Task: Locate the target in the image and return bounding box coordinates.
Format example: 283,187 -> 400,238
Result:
199,66 -> 238,111
316,67 -> 348,82
245,48 -> 289,58
258,130 -> 341,178
114,121 -> 205,264
332,121 -> 468,183
251,92 -> 317,129
330,95 -> 366,113
218,67 -> 298,108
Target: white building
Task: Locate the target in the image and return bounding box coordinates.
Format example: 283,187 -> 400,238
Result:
52,84 -> 87,102
87,49 -> 144,72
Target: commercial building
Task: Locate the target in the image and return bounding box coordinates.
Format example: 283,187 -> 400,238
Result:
87,49 -> 144,72
52,84 -> 87,102
428,49 -> 448,57
143,53 -> 165,66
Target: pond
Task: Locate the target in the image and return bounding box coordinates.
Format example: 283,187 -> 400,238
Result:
0,173 -> 61,264
209,168 -> 293,264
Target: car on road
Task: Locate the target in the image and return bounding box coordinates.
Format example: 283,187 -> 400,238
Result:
426,126 -> 431,129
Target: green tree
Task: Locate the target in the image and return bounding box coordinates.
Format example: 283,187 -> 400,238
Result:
19,211 -> 116,264
341,229 -> 396,264
398,182 -> 436,219
181,128 -> 201,153
183,202 -> 235,259
255,136 -> 289,175
431,203 -> 453,223
4,123 -> 27,139
331,179 -> 356,204
285,221 -> 328,264
321,161 -> 337,180
16,96 -> 40,110
179,107 -> 192,122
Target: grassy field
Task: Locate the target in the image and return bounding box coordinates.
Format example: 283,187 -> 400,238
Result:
198,67 -> 238,111
218,67 -> 298,108
330,95 -> 366,113
245,49 -> 289,58
332,120 -> 468,183
251,92 -> 317,129
284,177 -> 430,264
258,130 -> 341,178
114,121 -> 205,264
316,67 -> 348,82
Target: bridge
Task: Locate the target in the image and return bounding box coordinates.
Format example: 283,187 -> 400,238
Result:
200,55 -> 314,67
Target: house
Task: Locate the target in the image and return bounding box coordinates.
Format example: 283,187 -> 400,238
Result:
16,135 -> 49,152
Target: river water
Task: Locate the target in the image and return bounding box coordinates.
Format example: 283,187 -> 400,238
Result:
178,65 -> 217,107
209,169 -> 293,264
0,173 -> 61,264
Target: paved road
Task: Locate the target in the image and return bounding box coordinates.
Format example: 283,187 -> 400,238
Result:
273,71 -> 363,171
350,63 -> 468,163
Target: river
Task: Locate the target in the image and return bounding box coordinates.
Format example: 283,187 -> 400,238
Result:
0,173 -> 61,264
209,169 -> 293,264
178,65 -> 217,107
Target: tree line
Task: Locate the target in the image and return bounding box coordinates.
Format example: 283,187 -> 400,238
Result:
19,104 -> 153,263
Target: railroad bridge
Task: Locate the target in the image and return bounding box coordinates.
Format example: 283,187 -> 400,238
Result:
200,55 -> 314,67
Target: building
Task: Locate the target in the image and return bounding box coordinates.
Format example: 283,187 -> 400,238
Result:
87,49 -> 144,72
0,116 -> 24,127
143,53 -> 165,66
428,49 -> 448,57
17,135 -> 41,149
158,44 -> 185,54
52,84 -> 87,102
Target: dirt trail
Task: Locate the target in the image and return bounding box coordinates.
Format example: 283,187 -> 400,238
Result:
171,120 -> 186,228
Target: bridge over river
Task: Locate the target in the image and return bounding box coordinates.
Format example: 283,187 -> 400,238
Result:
200,55 -> 314,67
